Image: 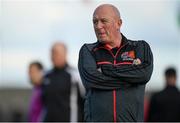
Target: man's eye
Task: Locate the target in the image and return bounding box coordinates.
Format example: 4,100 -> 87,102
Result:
101,19 -> 108,23
93,20 -> 98,25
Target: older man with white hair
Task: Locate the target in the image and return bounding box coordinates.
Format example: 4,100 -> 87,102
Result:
78,4 -> 153,122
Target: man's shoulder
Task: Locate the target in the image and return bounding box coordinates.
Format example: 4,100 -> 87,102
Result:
65,65 -> 78,74
44,69 -> 54,78
80,42 -> 99,52
127,39 -> 149,47
66,66 -> 82,83
83,42 -> 99,48
151,89 -> 166,100
126,39 -> 152,52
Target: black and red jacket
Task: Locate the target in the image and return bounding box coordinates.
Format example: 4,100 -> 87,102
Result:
78,34 -> 153,122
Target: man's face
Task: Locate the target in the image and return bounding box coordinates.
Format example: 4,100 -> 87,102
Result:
51,44 -> 66,68
93,7 -> 121,44
166,76 -> 177,85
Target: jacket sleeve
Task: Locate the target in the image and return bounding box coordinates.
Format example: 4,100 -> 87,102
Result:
101,41 -> 153,84
78,44 -> 131,90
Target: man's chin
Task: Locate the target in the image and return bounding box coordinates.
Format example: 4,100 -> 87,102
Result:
98,39 -> 108,44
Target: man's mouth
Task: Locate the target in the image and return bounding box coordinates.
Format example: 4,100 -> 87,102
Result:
98,32 -> 106,37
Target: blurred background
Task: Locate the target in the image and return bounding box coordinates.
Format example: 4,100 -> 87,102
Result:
0,0 -> 180,121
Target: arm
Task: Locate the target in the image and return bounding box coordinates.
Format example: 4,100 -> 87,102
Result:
78,44 -> 131,90
101,41 -> 153,84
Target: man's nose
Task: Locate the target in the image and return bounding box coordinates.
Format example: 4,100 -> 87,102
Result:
95,21 -> 103,29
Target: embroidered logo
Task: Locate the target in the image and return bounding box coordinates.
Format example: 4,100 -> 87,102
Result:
121,51 -> 135,61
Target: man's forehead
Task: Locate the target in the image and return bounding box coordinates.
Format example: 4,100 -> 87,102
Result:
94,6 -> 113,15
93,15 -> 111,20
93,4 -> 121,19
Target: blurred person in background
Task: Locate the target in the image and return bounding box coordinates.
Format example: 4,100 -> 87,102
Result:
148,67 -> 180,121
42,42 -> 85,122
28,61 -> 44,122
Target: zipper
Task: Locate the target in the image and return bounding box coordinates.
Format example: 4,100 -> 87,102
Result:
95,42 -> 128,122
111,43 -> 127,122
113,90 -> 117,122
113,58 -> 117,122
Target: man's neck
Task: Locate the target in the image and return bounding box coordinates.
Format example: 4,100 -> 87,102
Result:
54,63 -> 67,70
107,34 -> 122,49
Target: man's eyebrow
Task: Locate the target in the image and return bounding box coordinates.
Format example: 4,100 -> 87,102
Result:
101,18 -> 108,20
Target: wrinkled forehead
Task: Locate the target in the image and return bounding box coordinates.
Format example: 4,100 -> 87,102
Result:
93,5 -> 120,20
93,6 -> 113,18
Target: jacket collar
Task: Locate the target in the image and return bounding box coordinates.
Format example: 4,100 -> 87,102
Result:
53,64 -> 68,72
97,33 -> 129,49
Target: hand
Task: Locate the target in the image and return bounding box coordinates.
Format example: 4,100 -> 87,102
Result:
133,58 -> 141,65
97,68 -> 102,73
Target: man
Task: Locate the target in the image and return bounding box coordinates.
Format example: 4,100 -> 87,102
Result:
78,4 -> 153,122
42,42 -> 85,122
148,67 -> 180,121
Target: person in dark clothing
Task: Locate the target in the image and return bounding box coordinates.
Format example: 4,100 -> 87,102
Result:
42,42 -> 85,122
78,4 -> 153,122
148,67 -> 180,122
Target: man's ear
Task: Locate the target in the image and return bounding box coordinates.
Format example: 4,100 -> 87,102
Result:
116,19 -> 122,30
118,19 -> 122,28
